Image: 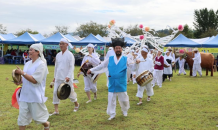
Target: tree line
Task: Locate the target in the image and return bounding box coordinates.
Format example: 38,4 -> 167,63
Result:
1,8 -> 218,39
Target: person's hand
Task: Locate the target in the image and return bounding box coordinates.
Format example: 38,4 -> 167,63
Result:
87,69 -> 92,74
65,77 -> 70,82
77,73 -> 80,78
53,78 -> 55,82
15,66 -> 24,75
136,59 -> 140,64
14,81 -> 22,86
133,74 -> 136,78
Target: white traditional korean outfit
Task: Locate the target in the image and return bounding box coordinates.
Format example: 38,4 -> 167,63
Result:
192,52 -> 202,76
81,53 -> 100,93
163,55 -> 174,75
105,49 -> 115,87
90,55 -> 130,118
53,50 -> 77,104
133,56 -> 154,98
18,58 -> 49,126
175,57 -> 186,74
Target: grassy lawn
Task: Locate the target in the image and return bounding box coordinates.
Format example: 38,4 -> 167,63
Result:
1,64 -> 218,130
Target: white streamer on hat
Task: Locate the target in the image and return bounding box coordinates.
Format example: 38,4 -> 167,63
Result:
30,43 -> 49,74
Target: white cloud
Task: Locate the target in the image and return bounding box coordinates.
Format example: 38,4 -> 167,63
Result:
0,0 -> 218,34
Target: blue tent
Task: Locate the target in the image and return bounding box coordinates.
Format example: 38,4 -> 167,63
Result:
165,34 -> 201,47
2,32 -> 41,45
96,34 -> 108,42
0,33 -> 16,42
40,32 -> 71,45
202,35 -> 218,48
64,34 -> 78,42
71,33 -> 109,46
124,37 -> 136,46
31,34 -> 45,41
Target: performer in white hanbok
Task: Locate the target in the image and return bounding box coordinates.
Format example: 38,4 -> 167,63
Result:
147,49 -> 154,60
132,48 -> 154,105
52,38 -> 79,115
163,51 -> 174,81
192,48 -> 202,77
78,43 -> 100,103
105,47 -> 115,87
151,50 -> 169,88
14,43 -> 50,130
175,56 -> 186,75
87,38 -> 130,120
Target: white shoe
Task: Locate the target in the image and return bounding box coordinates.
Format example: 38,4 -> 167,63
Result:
147,97 -> 151,102
74,103 -> 80,112
94,95 -> 97,100
108,116 -> 115,120
49,111 -> 59,116
137,102 -> 143,105
123,112 -> 127,117
86,100 -> 92,103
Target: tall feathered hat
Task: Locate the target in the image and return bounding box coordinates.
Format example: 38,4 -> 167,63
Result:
111,38 -> 126,47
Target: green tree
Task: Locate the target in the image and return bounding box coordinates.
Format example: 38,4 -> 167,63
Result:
0,24 -> 7,34
75,21 -> 107,37
124,24 -> 143,36
193,8 -> 218,38
15,28 -> 39,36
200,28 -> 218,37
51,26 -> 70,35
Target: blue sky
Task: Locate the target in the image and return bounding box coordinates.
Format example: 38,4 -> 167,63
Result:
0,0 -> 218,35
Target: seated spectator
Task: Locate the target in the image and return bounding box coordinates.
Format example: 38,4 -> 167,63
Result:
11,50 -> 17,56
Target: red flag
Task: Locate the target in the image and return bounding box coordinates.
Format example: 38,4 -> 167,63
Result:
73,83 -> 78,88
12,86 -> 21,109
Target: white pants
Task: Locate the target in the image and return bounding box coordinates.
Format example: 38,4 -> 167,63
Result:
179,67 -> 186,74
127,68 -> 131,81
105,71 -> 109,87
107,92 -> 130,117
136,82 -> 154,98
53,80 -> 77,104
84,76 -> 97,93
152,69 -> 163,87
18,101 -> 49,126
192,64 -> 202,76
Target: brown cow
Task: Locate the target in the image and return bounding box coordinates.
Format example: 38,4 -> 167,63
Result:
184,52 -> 214,76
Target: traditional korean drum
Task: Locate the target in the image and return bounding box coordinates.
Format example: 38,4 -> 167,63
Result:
79,62 -> 101,83
136,70 -> 153,86
12,69 -> 22,84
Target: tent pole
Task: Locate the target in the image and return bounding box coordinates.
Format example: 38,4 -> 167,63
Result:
1,44 -> 3,57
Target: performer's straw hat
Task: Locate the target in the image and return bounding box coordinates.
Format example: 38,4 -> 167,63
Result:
193,48 -> 199,52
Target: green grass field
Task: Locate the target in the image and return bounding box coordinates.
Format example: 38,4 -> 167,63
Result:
1,64 -> 218,130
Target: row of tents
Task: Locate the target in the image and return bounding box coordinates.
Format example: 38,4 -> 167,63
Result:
1,32 -> 218,48
0,32 -> 136,46
165,34 -> 218,48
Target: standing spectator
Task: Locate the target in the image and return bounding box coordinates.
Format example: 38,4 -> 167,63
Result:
52,50 -> 57,63
23,50 -> 29,64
